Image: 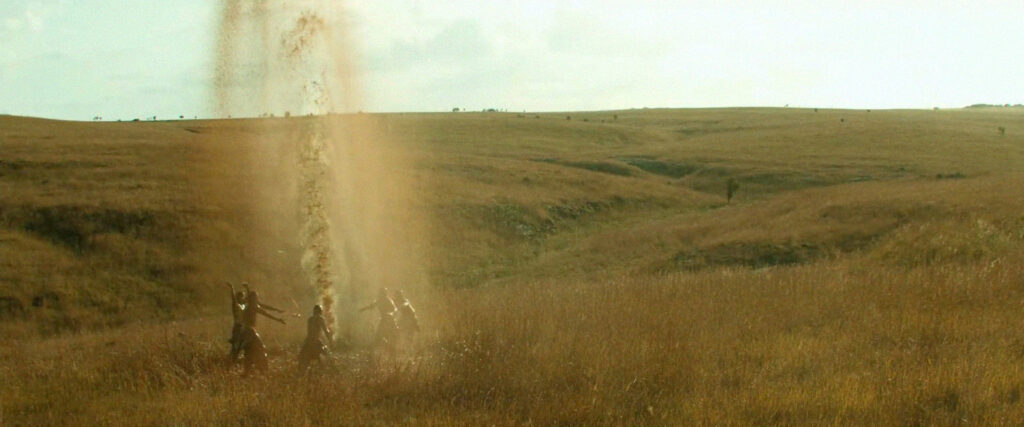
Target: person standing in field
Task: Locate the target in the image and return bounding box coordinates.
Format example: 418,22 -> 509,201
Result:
393,289 -> 420,346
237,290 -> 286,374
360,288 -> 398,354
298,304 -> 332,375
241,282 -> 288,314
227,282 -> 288,363
226,282 -> 247,363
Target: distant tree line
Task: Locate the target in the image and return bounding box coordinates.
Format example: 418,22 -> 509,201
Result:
966,103 -> 1024,108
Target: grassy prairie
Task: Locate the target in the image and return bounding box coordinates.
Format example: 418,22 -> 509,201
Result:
2,107 -> 1024,425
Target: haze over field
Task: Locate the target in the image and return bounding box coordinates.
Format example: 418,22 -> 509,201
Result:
211,0 -> 428,343
3,1 -> 1024,425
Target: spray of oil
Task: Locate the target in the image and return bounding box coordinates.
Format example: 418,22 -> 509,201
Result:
213,0 -> 426,342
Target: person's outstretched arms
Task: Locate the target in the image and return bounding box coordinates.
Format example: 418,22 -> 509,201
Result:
258,307 -> 286,325
359,301 -> 375,312
260,302 -> 285,313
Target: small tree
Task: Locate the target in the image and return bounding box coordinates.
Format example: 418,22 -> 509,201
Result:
726,178 -> 739,203
998,126 -> 1006,136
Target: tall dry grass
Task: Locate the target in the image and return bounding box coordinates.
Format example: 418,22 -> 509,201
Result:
5,249 -> 1024,425
3,108 -> 1024,424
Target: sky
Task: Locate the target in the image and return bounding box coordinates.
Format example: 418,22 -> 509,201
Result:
1,0 -> 1022,120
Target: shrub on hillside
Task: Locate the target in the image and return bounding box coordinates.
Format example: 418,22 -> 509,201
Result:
873,218 -> 1017,267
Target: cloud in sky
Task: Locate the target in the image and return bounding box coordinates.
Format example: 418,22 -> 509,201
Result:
1,0 -> 1022,119
342,0 -> 1024,112
2,2 -> 45,33
24,3 -> 45,31
1,1 -> 215,119
4,17 -> 24,32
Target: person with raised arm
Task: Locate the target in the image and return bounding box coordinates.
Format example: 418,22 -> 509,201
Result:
393,289 -> 420,347
237,290 -> 286,374
360,288 -> 398,354
226,282 -> 248,363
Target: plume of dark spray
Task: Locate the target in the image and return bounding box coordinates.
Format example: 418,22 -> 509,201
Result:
280,8 -> 339,327
213,0 -> 240,116
298,121 -> 337,326
215,0 -> 273,118
214,1 -> 356,330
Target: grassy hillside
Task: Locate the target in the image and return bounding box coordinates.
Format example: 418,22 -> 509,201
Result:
2,107 -> 1024,425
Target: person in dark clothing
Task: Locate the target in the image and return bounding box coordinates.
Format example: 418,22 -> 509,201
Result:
393,289 -> 420,346
226,282 -> 247,362
236,290 -> 286,375
360,288 -> 398,354
298,304 -> 332,374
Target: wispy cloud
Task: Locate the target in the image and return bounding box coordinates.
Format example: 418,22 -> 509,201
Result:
25,4 -> 44,30
4,17 -> 24,31
2,1 -> 62,34
2,1 -> 1023,119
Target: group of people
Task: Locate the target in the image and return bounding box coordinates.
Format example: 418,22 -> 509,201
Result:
360,287 -> 420,355
226,282 -> 420,376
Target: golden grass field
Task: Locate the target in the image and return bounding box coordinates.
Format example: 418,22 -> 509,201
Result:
2,107 -> 1024,425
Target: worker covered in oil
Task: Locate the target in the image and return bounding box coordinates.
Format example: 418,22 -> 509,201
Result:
298,304 -> 332,374
360,287 -> 398,353
227,282 -> 247,361
235,290 -> 286,374
227,282 -> 287,363
393,289 -> 420,345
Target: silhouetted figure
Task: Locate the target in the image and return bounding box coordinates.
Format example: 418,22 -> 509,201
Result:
298,304 -> 332,374
360,288 -> 398,354
226,282 -> 247,362
393,289 -> 420,346
241,282 -> 287,314
226,282 -> 287,364
235,290 -> 286,375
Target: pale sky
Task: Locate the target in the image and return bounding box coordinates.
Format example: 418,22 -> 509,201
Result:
1,1 -> 1022,120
